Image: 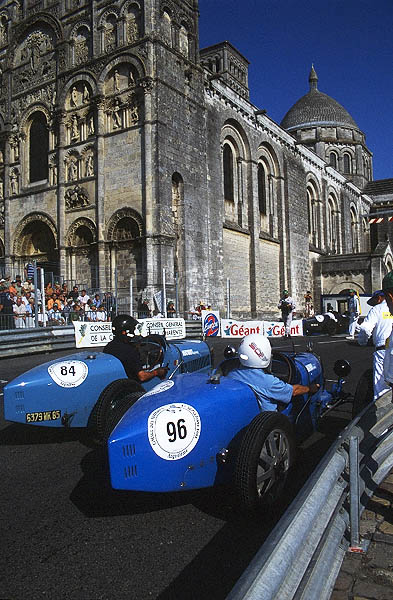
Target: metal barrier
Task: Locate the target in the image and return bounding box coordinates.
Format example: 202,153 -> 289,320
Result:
227,392 -> 393,600
0,321 -> 203,358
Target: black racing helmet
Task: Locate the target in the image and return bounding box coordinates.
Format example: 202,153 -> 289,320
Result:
112,314 -> 140,338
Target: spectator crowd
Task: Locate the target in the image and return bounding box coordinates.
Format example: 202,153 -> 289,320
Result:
0,274 -> 116,329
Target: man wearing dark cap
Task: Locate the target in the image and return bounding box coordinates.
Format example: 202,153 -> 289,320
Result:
382,271 -> 393,387
358,290 -> 392,399
278,289 -> 296,338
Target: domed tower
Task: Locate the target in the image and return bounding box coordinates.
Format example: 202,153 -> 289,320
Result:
281,66 -> 373,189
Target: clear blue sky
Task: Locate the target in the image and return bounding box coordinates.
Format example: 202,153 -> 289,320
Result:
199,0 -> 392,181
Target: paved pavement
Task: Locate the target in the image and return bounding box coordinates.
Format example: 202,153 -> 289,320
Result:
331,469 -> 393,600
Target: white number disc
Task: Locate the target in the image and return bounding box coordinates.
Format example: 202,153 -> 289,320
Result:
48,360 -> 88,388
148,403 -> 201,461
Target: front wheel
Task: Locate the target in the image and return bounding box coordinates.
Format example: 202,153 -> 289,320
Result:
352,368 -> 374,419
234,412 -> 296,511
93,378 -> 145,442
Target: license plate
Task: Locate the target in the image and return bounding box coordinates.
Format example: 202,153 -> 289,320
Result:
26,410 -> 61,423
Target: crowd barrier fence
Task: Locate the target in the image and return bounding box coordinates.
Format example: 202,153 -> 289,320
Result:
0,320 -> 203,358
226,392 -> 393,600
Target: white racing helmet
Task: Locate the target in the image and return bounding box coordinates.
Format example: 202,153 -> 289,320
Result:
238,334 -> 272,368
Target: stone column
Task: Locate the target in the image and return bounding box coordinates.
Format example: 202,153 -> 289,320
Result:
95,97 -> 106,290
3,132 -> 12,275
140,75 -> 156,299
57,112 -> 67,280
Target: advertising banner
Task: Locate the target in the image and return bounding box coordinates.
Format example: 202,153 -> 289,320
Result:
138,318 -> 186,340
221,319 -> 265,338
73,321 -> 113,347
201,310 -> 220,336
264,320 -> 304,337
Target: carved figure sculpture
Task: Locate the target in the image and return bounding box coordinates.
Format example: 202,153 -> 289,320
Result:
71,86 -> 78,107
88,115 -> 95,135
83,85 -> 90,103
10,171 -> 18,195
68,160 -> 78,181
85,154 -> 94,177
71,115 -> 79,140
112,99 -> 121,129
114,69 -> 120,91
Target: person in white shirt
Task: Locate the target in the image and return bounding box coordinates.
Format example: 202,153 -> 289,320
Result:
357,290 -> 393,400
13,296 -> 26,328
78,289 -> 90,306
382,272 -> 393,388
278,290 -> 296,337
346,289 -> 360,340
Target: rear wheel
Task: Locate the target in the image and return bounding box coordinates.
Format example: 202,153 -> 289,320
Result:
352,368 -> 374,419
325,319 -> 337,336
234,412 -> 296,511
92,379 -> 145,442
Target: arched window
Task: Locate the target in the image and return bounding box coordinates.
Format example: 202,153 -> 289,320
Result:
74,26 -> 90,65
162,11 -> 172,46
257,162 -> 267,215
327,195 -> 339,254
29,112 -> 48,183
223,144 -> 234,202
343,153 -> 351,174
307,181 -> 320,247
104,14 -> 117,53
362,217 -> 370,253
350,206 -> 359,253
329,152 -> 337,169
179,24 -> 188,57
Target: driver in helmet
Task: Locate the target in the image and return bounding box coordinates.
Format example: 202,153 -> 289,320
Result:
227,334 -> 320,411
103,314 -> 169,383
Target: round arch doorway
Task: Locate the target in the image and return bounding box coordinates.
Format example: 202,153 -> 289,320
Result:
16,219 -> 59,279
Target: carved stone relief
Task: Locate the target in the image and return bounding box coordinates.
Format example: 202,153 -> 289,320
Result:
13,29 -> 56,93
65,184 -> 89,210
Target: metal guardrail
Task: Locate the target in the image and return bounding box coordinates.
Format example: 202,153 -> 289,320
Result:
227,392 -> 393,600
0,321 -> 204,358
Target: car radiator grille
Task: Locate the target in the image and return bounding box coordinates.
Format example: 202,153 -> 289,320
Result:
184,355 -> 210,373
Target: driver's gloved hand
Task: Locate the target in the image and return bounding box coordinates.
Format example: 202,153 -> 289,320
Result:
309,382 -> 320,395
156,366 -> 169,380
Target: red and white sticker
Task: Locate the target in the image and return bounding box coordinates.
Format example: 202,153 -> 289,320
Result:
148,403 -> 201,460
48,360 -> 88,388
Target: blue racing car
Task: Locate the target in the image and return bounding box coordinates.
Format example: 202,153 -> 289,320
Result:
3,334 -> 212,441
107,342 -> 351,510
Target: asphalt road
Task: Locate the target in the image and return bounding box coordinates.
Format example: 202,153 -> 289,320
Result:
0,335 -> 374,600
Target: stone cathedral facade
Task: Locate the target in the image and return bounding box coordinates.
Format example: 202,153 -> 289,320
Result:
0,0 -> 390,317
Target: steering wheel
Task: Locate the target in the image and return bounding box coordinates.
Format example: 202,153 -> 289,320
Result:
271,351 -> 295,384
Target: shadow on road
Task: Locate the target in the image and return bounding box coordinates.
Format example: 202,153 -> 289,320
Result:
0,422 -> 85,445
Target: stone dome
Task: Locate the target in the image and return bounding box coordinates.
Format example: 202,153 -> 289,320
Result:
281,66 -> 359,131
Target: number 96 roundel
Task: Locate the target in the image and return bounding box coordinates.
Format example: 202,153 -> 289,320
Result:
148,403 -> 201,461
48,360 -> 88,388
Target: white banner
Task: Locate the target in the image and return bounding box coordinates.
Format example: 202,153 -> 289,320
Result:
221,319 -> 265,338
138,318 -> 186,340
264,320 -> 304,338
73,321 -> 113,347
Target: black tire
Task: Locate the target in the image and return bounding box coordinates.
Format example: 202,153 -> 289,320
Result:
352,368 -> 374,419
93,378 -> 145,442
234,412 -> 296,511
325,319 -> 337,336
